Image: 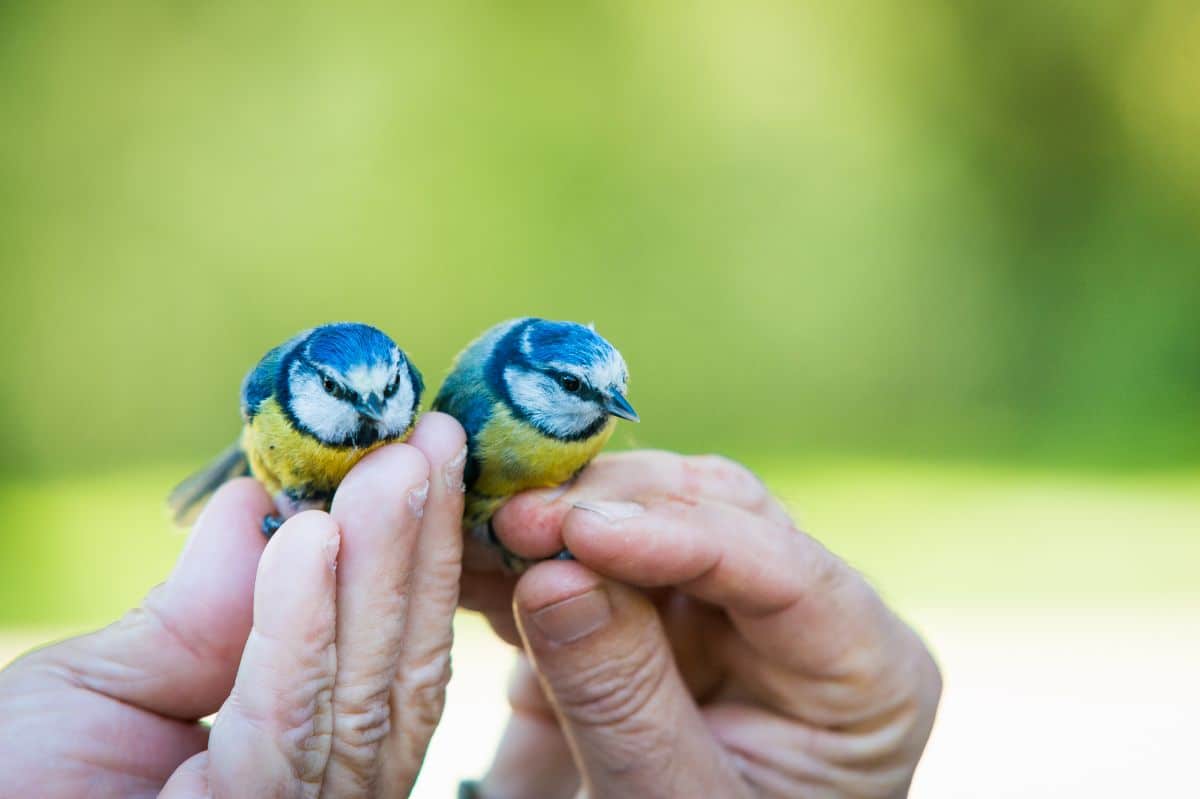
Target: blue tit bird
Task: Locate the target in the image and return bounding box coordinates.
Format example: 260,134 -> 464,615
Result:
169,322 -> 424,535
432,317 -> 638,568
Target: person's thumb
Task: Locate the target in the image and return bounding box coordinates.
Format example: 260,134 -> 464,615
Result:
42,478 -> 271,719
513,561 -> 747,799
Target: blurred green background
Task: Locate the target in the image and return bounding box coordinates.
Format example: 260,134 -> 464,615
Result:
2,0 -> 1198,621
1,3 -> 1198,795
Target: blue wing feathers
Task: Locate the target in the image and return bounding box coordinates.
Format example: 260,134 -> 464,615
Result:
240,330 -> 310,418
433,320 -> 528,492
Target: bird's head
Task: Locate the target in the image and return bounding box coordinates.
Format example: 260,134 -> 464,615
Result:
284,323 -> 423,447
495,319 -> 637,441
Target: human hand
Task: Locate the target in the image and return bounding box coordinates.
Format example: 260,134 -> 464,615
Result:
0,412 -> 467,799
462,451 -> 941,798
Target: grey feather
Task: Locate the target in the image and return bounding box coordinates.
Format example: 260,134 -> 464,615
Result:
167,442 -> 250,526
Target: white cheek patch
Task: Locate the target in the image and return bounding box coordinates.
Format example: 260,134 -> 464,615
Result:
504,367 -> 604,438
380,374 -> 416,437
289,369 -> 360,442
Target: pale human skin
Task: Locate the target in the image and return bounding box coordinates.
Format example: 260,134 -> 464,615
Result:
0,412 -> 469,799
460,451 -> 943,799
0,430 -> 939,798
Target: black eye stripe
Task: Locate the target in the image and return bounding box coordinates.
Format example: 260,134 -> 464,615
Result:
321,376 -> 349,400
385,371 -> 402,396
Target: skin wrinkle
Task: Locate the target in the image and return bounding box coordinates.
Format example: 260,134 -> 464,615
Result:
50,651 -> 206,743
330,680 -> 395,750
72,607 -> 210,700
138,591 -> 219,665
0,418 -> 477,799
722,730 -> 840,792
473,447 -> 940,799
5,429 -> 940,798
395,644 -> 453,719
553,647 -> 671,733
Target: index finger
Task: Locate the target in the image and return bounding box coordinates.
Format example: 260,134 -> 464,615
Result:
492,451 -> 791,560
558,497 -> 894,680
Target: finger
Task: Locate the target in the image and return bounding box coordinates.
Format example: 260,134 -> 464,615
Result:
381,412 -> 466,790
479,655 -> 579,799
513,561 -> 747,799
459,567 -> 522,646
158,751 -> 210,798
207,511 -> 339,798
46,478 -> 271,718
560,498 -> 893,681
396,412 -> 467,654
323,443 -> 430,794
493,451 -> 789,559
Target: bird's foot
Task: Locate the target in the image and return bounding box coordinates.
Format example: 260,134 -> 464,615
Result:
261,513 -> 284,538
552,548 -> 575,561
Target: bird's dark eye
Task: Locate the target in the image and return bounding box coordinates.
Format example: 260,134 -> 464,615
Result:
384,373 -> 401,397
559,375 -> 581,393
322,377 -> 339,396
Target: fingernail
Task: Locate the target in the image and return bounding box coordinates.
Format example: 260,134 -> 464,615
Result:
445,445 -> 468,493
408,480 -> 430,519
572,500 -> 643,522
529,588 -> 612,644
323,533 -> 341,572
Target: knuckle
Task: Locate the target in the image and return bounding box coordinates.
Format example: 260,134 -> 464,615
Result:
332,680 -> 393,755
686,454 -> 770,505
219,676 -> 335,787
553,636 -> 670,735
396,648 -> 452,731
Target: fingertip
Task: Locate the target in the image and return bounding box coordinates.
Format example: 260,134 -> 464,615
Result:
334,442 -> 431,514
407,411 -> 468,459
258,510 -> 340,581
192,477 -> 273,539
159,751 -> 210,798
211,475 -> 273,508
360,440 -> 432,485
167,477 -> 272,605
254,510 -> 340,638
513,560 -> 604,615
493,493 -> 572,560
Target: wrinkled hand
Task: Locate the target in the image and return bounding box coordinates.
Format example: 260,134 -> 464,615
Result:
0,413 -> 467,799
462,452 -> 942,799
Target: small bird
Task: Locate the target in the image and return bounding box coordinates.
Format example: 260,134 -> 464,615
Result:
169,322 -> 424,535
433,317 -> 637,567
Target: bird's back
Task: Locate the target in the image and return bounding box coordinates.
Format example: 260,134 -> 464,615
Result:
433,319 -> 523,467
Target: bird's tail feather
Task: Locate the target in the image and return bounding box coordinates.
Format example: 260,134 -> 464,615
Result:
167,442 -> 251,526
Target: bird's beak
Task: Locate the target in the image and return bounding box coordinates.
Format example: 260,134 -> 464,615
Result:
356,394 -> 385,423
604,391 -> 640,423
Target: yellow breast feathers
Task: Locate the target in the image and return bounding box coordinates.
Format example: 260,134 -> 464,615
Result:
464,403 -> 615,527
242,397 -> 393,497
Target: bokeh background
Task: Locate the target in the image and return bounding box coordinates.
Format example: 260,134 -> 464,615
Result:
1,2 -> 1197,796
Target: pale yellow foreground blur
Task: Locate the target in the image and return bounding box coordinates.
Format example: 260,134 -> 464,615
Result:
3,609 -> 1197,799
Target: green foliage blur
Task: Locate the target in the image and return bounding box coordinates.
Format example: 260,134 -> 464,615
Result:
0,3 -> 1197,628
2,0 -> 1197,476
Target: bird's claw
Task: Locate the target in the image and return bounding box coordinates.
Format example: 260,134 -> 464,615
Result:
261,513 -> 284,538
